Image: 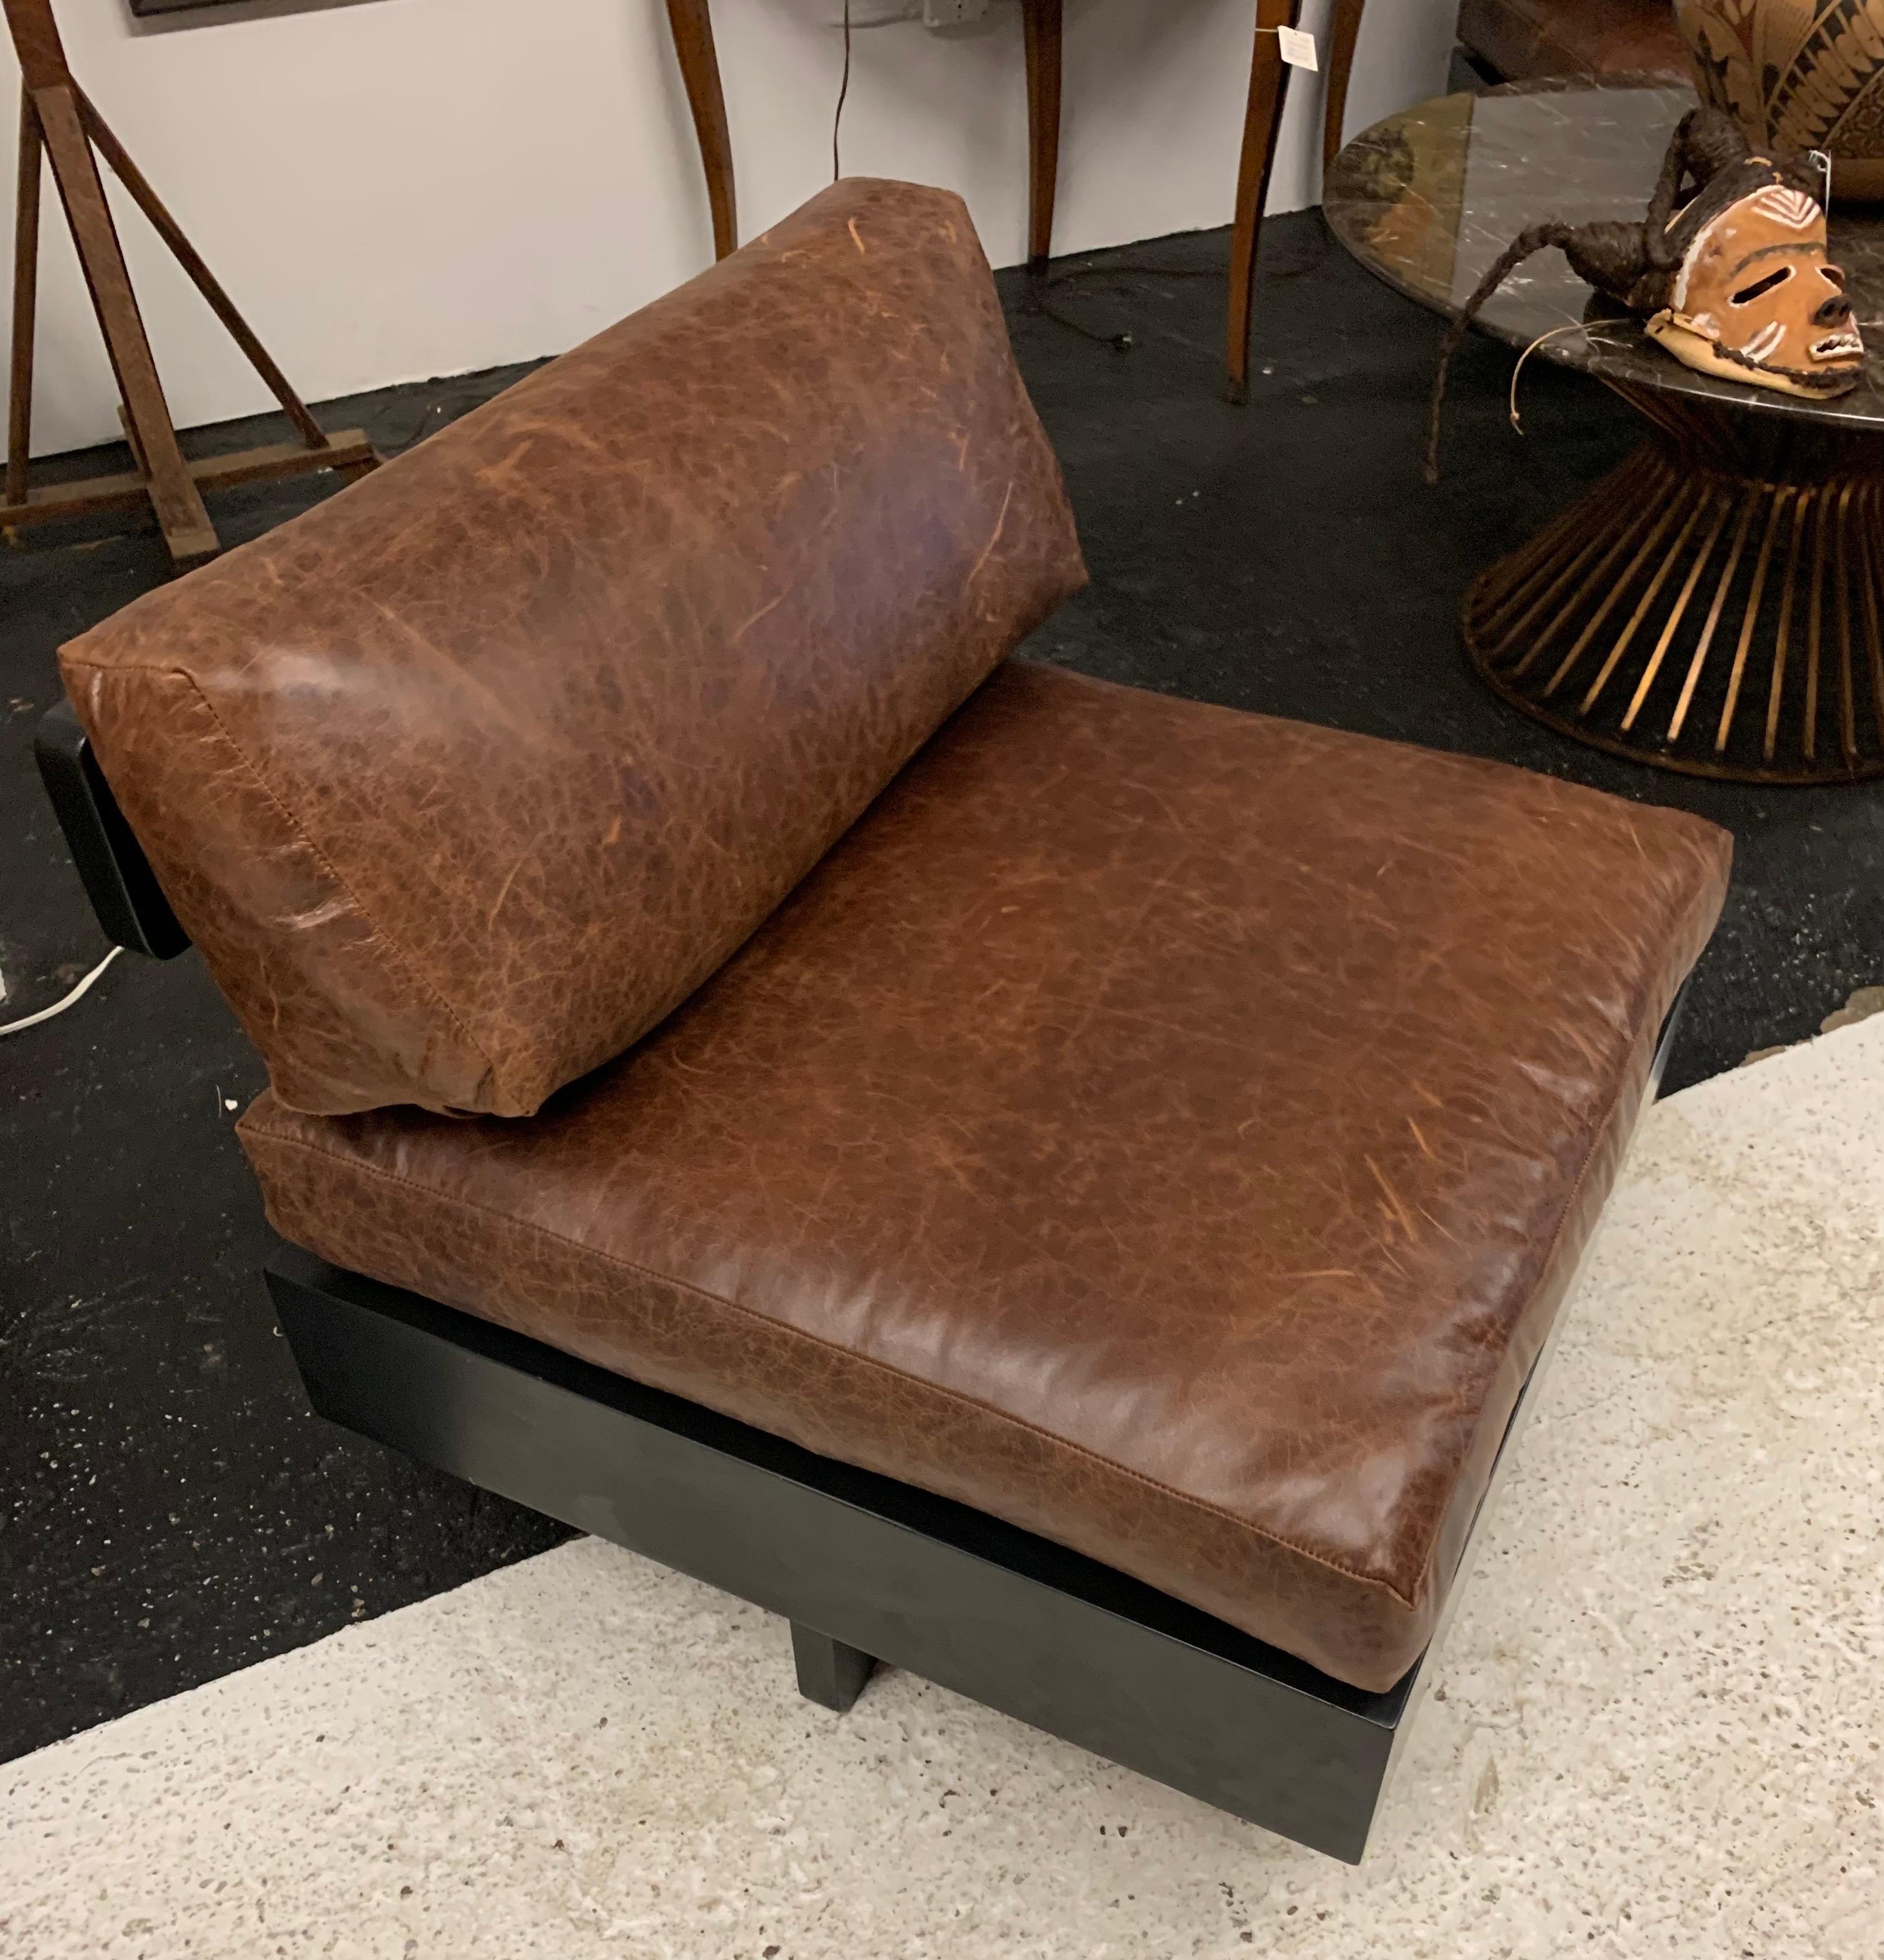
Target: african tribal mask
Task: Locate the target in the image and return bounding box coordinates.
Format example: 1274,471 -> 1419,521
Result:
1426,108 -> 1866,480
1645,179 -> 1864,395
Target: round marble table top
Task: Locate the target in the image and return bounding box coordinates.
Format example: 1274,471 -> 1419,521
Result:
1325,79 -> 1884,432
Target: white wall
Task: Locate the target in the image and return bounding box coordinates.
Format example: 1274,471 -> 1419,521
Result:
2,0 -> 1456,457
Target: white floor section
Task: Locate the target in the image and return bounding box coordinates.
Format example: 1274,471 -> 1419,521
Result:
6,1019 -> 1883,1959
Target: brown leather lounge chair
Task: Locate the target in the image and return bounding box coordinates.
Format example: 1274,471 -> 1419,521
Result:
37,178 -> 1730,1863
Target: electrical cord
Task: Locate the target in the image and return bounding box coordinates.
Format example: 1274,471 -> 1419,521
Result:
1022,222 -> 1334,351
834,1 -> 853,182
1020,264 -> 1224,352
0,945 -> 123,1038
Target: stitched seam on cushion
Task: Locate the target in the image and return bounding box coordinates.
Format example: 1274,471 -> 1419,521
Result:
245,1123 -> 1421,1610
65,659 -> 507,1110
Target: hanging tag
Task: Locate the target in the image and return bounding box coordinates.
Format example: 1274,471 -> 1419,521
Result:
1277,25 -> 1319,71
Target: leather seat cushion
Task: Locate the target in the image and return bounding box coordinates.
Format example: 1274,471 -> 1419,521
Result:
1458,0 -> 1690,80
240,662 -> 1731,1691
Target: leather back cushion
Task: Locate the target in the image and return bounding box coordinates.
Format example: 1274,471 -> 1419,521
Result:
60,179 -> 1087,1117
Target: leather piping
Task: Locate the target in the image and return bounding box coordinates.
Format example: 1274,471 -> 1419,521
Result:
64,657 -> 506,1110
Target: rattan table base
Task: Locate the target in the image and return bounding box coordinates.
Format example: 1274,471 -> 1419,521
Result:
1464,382 -> 1884,784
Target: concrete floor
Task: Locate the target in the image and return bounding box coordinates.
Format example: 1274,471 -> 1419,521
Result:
7,1016 -> 1880,1959
3,211 -> 1882,1769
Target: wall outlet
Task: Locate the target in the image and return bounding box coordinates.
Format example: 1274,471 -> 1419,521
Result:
923,0 -> 990,24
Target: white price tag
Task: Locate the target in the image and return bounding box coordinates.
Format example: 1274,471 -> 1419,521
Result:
1277,24 -> 1319,71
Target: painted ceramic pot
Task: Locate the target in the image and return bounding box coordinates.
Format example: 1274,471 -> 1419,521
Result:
1676,0 -> 1884,200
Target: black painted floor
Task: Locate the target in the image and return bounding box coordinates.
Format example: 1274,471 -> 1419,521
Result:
3,211 -> 1879,1766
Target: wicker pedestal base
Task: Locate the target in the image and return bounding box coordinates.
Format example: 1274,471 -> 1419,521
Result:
1463,383 -> 1884,784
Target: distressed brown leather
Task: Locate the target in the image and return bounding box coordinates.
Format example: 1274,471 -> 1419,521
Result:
1458,0 -> 1688,80
59,179 -> 1085,1118
240,661 -> 1731,1691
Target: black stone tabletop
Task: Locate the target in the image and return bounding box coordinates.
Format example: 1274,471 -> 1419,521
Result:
1325,78 -> 1884,430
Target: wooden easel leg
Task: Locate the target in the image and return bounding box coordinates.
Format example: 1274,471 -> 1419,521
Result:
78,92 -> 323,449
4,0 -> 374,542
664,0 -> 737,261
117,404 -> 147,477
1323,0 -> 1366,177
33,83 -> 216,564
1225,2 -> 1296,407
1022,0 -> 1063,279
75,91 -> 376,489
7,82 -> 40,510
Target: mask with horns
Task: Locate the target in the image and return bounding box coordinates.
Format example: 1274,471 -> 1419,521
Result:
1427,107 -> 1864,482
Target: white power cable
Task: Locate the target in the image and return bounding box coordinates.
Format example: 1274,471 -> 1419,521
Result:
0,945 -> 124,1038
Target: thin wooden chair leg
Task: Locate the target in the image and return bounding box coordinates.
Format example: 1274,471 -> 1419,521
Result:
1225,1 -> 1297,406
1022,0 -> 1064,278
664,0 -> 737,261
7,82 -> 40,510
32,82 -> 216,565
76,90 -> 328,452
1323,0 -> 1366,178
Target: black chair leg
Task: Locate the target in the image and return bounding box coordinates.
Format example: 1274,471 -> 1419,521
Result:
791,1622 -> 876,1713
